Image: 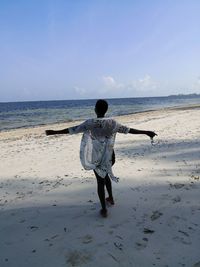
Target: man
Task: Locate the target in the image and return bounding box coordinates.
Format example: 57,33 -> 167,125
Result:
46,99 -> 157,217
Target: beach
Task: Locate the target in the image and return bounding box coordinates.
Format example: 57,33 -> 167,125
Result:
0,105 -> 200,267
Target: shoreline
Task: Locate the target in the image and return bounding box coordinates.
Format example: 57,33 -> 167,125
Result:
0,103 -> 200,136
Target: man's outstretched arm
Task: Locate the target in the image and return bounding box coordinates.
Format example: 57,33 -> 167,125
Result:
45,129 -> 69,135
129,128 -> 157,139
45,120 -> 89,136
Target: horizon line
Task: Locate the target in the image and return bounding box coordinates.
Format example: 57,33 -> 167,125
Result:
1,93 -> 200,104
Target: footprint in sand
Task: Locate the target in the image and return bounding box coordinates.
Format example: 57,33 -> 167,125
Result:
172,235 -> 191,245
144,228 -> 155,234
169,183 -> 185,189
80,235 -> 93,244
19,219 -> 26,223
65,250 -> 92,266
28,226 -> 39,231
114,242 -> 123,251
151,211 -> 163,221
172,195 -> 181,203
178,230 -> 189,237
135,238 -> 148,250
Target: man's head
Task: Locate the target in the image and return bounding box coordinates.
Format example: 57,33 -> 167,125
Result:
95,99 -> 108,117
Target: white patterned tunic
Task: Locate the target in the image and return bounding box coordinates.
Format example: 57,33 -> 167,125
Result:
68,118 -> 130,182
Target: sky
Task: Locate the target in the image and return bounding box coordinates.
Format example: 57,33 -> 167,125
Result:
0,0 -> 200,102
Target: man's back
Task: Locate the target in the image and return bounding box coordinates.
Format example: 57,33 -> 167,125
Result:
68,118 -> 130,139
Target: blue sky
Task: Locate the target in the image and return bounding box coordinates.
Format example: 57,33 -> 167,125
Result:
0,0 -> 200,102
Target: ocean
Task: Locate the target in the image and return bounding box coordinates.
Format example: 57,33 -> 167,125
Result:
0,95 -> 200,131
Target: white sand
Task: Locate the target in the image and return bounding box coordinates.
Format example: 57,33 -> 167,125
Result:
0,105 -> 200,267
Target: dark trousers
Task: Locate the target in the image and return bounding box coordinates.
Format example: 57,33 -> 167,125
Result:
93,151 -> 115,210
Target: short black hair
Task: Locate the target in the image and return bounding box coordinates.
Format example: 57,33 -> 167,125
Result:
95,99 -> 108,115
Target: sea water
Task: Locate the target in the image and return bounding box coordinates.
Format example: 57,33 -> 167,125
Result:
0,95 -> 200,131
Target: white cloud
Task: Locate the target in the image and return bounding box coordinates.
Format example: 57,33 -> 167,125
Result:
131,74 -> 158,92
73,86 -> 86,96
102,76 -> 116,87
102,76 -> 124,90
73,74 -> 159,99
101,74 -> 158,96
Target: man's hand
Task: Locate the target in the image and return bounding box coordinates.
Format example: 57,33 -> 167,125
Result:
146,131 -> 157,139
45,130 -> 55,136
